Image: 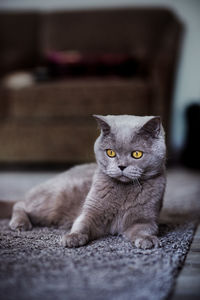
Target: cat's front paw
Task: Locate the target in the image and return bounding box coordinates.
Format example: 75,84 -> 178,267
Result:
134,235 -> 160,250
9,216 -> 32,231
62,232 -> 89,248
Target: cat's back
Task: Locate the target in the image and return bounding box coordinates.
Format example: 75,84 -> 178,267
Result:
27,163 -> 97,197
55,163 -> 97,187
24,163 -> 97,226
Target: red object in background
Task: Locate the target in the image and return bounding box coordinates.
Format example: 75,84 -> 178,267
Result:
46,51 -> 141,79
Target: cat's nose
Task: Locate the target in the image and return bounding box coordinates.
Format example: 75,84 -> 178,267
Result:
118,165 -> 126,171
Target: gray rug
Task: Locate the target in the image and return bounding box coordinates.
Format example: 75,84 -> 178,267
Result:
0,220 -> 196,300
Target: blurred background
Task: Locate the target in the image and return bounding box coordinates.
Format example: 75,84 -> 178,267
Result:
1,4 -> 200,299
0,0 -> 199,170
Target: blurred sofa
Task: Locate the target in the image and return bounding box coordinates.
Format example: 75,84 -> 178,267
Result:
0,8 -> 183,164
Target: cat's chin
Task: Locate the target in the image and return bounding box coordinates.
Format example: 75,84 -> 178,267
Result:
116,175 -> 132,183
119,176 -> 131,183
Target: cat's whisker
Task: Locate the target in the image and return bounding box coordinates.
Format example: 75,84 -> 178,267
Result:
133,178 -> 142,192
136,178 -> 142,191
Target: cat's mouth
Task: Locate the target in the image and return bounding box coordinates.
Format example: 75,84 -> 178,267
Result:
106,167 -> 142,183
119,174 -> 142,183
106,171 -> 131,183
111,173 -> 141,183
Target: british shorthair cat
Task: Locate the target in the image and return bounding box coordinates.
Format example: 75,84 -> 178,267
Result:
0,115 -> 166,249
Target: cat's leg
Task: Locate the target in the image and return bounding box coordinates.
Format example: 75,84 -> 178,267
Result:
62,214 -> 89,247
123,222 -> 160,249
62,212 -> 103,248
9,201 -> 32,231
62,169 -> 111,248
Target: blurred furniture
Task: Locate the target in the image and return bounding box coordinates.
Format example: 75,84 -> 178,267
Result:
0,8 -> 183,164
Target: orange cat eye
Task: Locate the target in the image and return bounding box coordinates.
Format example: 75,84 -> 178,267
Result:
131,150 -> 143,159
106,149 -> 116,158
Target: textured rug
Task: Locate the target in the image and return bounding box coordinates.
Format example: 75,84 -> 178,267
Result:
0,167 -> 199,300
0,220 -> 196,300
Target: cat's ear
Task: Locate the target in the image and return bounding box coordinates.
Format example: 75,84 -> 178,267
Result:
140,117 -> 161,138
93,115 -> 110,136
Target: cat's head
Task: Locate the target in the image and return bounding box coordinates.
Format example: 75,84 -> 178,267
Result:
93,115 -> 166,183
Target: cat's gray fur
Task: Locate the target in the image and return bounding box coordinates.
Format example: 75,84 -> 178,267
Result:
6,115 -> 166,249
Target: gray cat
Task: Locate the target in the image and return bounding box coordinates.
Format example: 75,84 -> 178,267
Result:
0,115 -> 166,249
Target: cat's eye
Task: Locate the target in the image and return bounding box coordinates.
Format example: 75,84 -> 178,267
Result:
106,149 -> 116,158
131,150 -> 143,159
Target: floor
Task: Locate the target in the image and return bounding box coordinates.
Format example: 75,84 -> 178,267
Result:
171,224 -> 200,300
0,166 -> 200,299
